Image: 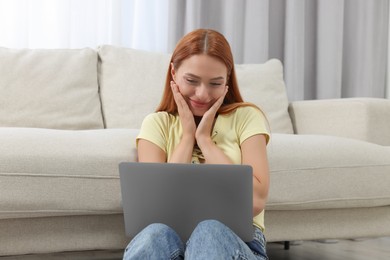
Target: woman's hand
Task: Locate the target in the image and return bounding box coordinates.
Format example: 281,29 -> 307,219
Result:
168,81 -> 196,163
194,85 -> 232,165
171,81 -> 196,139
170,82 -> 231,164
195,85 -> 228,147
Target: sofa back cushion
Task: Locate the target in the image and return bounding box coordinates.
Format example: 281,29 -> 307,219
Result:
98,46 -> 293,134
0,47 -> 104,130
236,60 -> 293,134
98,45 -> 171,129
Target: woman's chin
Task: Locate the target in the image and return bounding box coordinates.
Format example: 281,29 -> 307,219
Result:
191,109 -> 206,117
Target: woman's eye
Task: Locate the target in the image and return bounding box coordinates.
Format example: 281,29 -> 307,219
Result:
210,82 -> 222,87
186,79 -> 197,84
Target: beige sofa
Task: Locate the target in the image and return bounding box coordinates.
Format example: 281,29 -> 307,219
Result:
1,45 -> 390,257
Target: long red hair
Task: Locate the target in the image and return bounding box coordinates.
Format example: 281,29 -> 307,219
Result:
156,29 -> 257,115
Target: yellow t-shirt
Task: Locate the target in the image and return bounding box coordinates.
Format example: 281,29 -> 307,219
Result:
136,106 -> 270,230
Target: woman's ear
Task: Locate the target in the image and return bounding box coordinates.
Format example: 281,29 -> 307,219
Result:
171,62 -> 176,82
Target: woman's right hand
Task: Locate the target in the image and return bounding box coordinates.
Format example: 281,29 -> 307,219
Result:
171,81 -> 196,139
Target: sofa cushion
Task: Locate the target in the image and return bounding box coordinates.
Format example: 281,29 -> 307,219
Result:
0,128 -> 138,219
98,45 -> 171,129
236,60 -> 293,134
0,47 -> 104,130
289,98 -> 390,146
266,134 -> 390,210
98,46 -> 293,133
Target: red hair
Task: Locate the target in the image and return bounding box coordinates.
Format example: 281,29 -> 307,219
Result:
156,29 -> 257,115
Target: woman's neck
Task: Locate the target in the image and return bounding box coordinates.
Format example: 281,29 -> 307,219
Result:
194,116 -> 202,126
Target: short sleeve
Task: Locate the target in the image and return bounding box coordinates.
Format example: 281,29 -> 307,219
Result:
136,112 -> 168,153
236,106 -> 270,145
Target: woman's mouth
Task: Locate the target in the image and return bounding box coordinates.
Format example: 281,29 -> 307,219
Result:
189,99 -> 209,109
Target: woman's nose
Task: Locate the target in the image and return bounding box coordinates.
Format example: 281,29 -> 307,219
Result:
195,84 -> 209,100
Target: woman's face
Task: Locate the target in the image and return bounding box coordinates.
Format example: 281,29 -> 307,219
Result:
171,54 -> 228,116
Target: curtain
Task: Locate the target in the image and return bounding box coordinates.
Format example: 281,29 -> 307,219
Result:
388,1 -> 390,99
166,0 -> 389,101
0,0 -> 122,48
0,0 -> 388,101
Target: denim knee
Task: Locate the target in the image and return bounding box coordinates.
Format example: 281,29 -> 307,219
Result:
186,220 -> 257,259
143,223 -> 175,236
124,223 -> 185,260
193,219 -> 228,234
188,219 -> 231,243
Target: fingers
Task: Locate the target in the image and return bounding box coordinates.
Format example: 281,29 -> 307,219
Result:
171,81 -> 196,136
170,80 -> 180,99
220,85 -> 229,103
195,86 -> 228,142
210,85 -> 229,112
171,81 -> 188,113
200,85 -> 228,128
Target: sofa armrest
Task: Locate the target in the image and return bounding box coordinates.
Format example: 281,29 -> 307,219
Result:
288,98 -> 390,146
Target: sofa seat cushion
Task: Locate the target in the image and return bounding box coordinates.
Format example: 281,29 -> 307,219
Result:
266,134 -> 390,210
0,47 -> 104,130
0,127 -> 138,219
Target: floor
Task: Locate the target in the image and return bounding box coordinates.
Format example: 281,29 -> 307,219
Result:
1,237 -> 389,259
267,237 -> 390,260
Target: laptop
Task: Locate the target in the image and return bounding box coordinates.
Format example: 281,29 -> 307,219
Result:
119,162 -> 254,242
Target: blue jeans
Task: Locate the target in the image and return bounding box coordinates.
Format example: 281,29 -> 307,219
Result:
123,219 -> 268,259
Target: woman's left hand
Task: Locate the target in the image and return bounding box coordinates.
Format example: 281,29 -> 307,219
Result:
195,86 -> 228,147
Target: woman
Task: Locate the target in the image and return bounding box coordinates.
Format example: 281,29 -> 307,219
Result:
123,29 -> 270,259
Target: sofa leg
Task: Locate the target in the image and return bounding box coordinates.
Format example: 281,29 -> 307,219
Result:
284,241 -> 290,250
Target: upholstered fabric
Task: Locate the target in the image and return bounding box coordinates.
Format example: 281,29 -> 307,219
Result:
0,127 -> 138,219
0,214 -> 129,256
289,98 -> 390,146
98,46 -> 293,134
2,128 -> 388,227
264,206 -> 390,242
266,134 -> 390,210
98,45 -> 171,129
0,47 -> 104,130
1,46 -> 390,257
236,60 -> 293,134
1,207 -> 390,256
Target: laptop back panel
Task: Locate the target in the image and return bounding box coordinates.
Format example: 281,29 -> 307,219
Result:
119,162 -> 253,241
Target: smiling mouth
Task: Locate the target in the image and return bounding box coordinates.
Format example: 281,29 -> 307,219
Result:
189,99 -> 209,108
